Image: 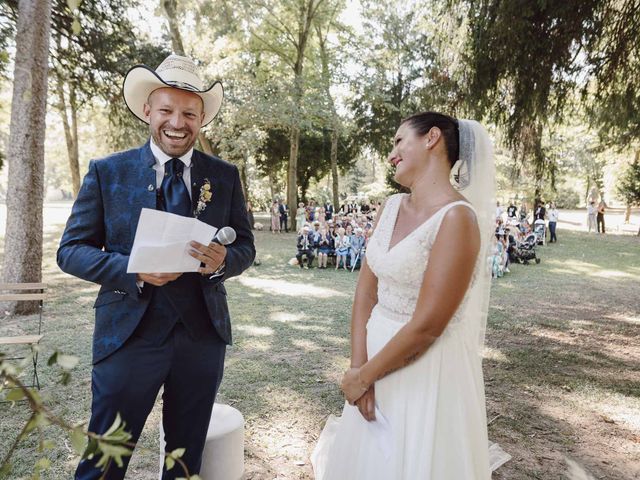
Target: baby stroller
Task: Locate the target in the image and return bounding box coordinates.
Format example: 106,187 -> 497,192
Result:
533,219 -> 546,246
511,233 -> 541,265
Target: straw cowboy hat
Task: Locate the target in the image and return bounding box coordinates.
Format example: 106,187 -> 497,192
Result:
123,54 -> 223,126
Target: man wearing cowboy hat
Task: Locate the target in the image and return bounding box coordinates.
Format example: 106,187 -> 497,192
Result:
58,54 -> 255,479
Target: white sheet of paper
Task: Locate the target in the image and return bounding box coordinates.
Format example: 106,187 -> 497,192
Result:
366,405 -> 393,460
126,208 -> 217,273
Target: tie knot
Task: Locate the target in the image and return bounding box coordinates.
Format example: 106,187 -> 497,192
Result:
166,158 -> 184,177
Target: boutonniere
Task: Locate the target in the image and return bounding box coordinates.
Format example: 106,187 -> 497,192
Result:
194,178 -> 212,217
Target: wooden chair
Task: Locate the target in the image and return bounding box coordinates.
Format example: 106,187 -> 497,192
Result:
0,283 -> 46,389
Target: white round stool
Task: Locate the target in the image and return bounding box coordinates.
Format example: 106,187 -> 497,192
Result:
159,403 -> 245,480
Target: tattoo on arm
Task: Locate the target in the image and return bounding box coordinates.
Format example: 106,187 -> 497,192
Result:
376,351 -> 422,382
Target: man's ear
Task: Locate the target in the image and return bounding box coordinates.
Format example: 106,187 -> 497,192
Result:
143,103 -> 151,119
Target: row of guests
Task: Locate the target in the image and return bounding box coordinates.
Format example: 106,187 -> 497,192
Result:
296,221 -> 370,270
270,199 -> 379,233
498,200 -> 559,243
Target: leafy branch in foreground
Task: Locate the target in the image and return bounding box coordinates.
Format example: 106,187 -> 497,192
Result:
0,351 -> 200,480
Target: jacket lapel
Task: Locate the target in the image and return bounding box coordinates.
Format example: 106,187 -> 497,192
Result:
190,151 -> 220,224
191,154 -> 204,216
138,141 -> 158,211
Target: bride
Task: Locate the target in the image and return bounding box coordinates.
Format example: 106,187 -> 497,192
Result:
312,112 -> 509,479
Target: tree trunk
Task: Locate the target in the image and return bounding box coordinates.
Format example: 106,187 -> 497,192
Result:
269,171 -> 278,205
286,0 -> 321,232
162,0 -> 186,54
584,177 -> 591,205
624,204 -> 631,223
315,20 -> 341,216
197,133 -> 214,156
162,0 -> 215,157
288,125 -> 300,231
239,154 -> 249,202
331,128 -> 339,208
2,0 -> 51,315
57,78 -> 80,197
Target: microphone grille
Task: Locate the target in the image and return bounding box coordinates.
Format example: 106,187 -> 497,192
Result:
217,226 -> 237,245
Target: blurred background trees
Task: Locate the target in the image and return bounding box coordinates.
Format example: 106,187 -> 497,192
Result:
0,0 -> 638,217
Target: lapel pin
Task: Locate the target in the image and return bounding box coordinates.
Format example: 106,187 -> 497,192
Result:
147,184 -> 154,191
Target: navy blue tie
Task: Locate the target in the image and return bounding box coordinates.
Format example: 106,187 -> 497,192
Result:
161,158 -> 191,217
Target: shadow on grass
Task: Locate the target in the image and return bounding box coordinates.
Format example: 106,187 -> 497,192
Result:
486,230 -> 640,479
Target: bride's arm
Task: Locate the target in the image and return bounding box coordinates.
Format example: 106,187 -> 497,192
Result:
350,259 -> 378,368
342,206 -> 480,403
348,202 -> 385,421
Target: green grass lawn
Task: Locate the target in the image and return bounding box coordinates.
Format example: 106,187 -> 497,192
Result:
1,225 -> 639,479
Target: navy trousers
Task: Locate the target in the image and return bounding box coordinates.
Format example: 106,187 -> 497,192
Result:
75,322 -> 226,479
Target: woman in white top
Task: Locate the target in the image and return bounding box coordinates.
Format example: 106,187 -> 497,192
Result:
587,201 -> 597,233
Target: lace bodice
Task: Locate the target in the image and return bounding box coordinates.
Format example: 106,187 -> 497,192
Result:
366,194 -> 476,325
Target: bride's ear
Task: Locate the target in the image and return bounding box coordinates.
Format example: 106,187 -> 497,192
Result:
425,127 -> 442,149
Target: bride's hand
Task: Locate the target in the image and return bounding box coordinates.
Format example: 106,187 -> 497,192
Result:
355,385 -> 376,421
341,367 -> 369,404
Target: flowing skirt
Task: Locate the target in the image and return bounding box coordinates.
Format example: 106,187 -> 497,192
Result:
312,305 -> 509,479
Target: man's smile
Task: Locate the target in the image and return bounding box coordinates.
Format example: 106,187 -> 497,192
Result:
163,129 -> 188,140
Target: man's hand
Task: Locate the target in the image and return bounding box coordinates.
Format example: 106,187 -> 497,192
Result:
189,241 -> 226,275
355,385 -> 376,421
136,273 -> 182,286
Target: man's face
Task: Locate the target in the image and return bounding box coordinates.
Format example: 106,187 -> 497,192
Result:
143,87 -> 205,157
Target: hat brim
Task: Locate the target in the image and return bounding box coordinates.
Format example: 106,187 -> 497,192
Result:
122,65 -> 223,127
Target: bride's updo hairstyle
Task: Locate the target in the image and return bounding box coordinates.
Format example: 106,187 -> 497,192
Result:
401,112 -> 460,169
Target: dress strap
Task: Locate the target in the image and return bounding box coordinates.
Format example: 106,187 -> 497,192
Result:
436,200 -> 476,217
427,200 -> 477,244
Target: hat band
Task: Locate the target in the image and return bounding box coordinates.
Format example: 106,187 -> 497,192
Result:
165,80 -> 200,92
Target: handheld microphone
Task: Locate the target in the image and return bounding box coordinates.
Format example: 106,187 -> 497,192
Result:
214,226 -> 236,245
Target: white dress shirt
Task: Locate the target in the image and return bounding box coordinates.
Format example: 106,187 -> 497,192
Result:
137,139 -> 195,289
149,138 -> 193,197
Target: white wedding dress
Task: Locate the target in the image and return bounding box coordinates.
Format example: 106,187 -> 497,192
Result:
312,193 -> 509,479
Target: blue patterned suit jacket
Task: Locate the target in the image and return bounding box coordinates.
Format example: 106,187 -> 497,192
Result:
57,141 -> 256,363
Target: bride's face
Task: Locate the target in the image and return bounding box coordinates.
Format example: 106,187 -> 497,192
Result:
388,122 -> 427,187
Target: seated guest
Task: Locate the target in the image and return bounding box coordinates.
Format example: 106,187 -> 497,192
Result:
317,227 -> 332,269
490,236 -> 504,278
334,227 -> 350,270
349,227 -> 366,269
505,228 -> 517,263
296,226 -> 315,269
327,221 -> 337,263
311,220 -> 322,251
499,233 -> 510,273
345,223 -> 354,237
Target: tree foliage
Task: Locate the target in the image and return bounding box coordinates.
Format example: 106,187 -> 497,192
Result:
460,0 -> 640,190
257,127 -> 357,201
617,153 -> 640,206
1,0 -> 168,154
